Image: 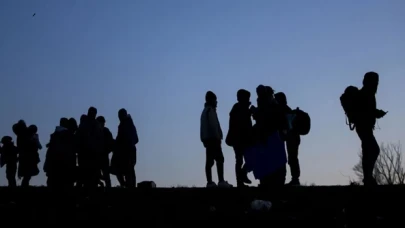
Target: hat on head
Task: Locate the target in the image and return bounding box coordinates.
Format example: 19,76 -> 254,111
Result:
205,91 -> 217,102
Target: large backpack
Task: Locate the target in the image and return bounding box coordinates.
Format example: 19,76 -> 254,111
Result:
292,108 -> 311,136
340,86 -> 361,130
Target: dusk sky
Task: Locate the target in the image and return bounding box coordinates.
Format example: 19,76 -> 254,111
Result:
0,0 -> 404,187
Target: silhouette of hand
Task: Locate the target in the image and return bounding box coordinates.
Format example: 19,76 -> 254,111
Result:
250,105 -> 257,113
376,109 -> 387,119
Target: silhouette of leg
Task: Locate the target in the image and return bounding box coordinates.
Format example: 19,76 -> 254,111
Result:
116,175 -> 125,187
213,141 -> 225,183
125,147 -> 137,188
233,146 -> 250,186
126,168 -> 136,188
6,164 -> 17,187
363,138 -> 380,184
102,167 -> 112,188
357,126 -> 380,185
7,176 -> 17,187
47,175 -> 54,188
21,176 -> 31,187
277,165 -> 287,186
205,142 -> 215,183
286,136 -> 301,184
103,155 -> 112,188
234,147 -> 244,186
259,165 -> 286,189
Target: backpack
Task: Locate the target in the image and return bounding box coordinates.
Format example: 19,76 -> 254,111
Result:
137,181 -> 156,189
125,115 -> 139,146
292,108 -> 311,136
340,86 -> 360,130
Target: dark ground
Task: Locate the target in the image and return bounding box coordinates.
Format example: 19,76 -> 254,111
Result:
0,185 -> 404,227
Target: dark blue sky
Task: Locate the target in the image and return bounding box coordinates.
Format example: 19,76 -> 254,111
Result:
1,0 -> 404,186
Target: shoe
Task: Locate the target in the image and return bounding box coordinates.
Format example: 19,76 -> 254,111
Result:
363,178 -> 378,186
237,183 -> 249,188
218,181 -> 233,188
286,179 -> 300,186
206,182 -> 217,188
242,175 -> 252,184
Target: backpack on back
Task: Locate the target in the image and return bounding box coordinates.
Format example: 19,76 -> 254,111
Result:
292,108 -> 311,136
340,86 -> 360,130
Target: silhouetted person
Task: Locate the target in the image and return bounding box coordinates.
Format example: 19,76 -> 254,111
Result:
1,136 -> 18,187
44,118 -> 76,188
226,89 -> 252,187
266,86 -> 289,136
356,72 -> 387,186
75,114 -> 88,187
75,114 -> 87,187
275,92 -> 301,186
28,125 -> 42,150
112,109 -> 138,187
252,86 -> 287,188
68,118 -> 78,134
66,118 -> 80,185
96,116 -> 114,188
252,85 -> 274,142
80,107 -> 103,188
252,85 -> 284,142
200,91 -> 232,188
13,120 -> 40,187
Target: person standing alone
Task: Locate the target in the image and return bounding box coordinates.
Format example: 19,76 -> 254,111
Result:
356,72 -> 387,185
200,91 -> 232,188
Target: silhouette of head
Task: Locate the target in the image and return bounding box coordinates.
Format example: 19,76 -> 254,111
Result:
87,107 -> 97,120
18,120 -> 27,128
118,108 -> 128,122
363,71 -> 379,94
1,136 -> 13,145
12,120 -> 27,136
275,92 -> 287,106
237,89 -> 251,105
60,118 -> 69,128
256,85 -> 266,98
265,86 -> 275,103
79,114 -> 87,126
28,125 -> 38,135
96,116 -> 106,127
68,118 -> 78,132
265,86 -> 274,96
205,91 -> 217,108
12,124 -> 19,136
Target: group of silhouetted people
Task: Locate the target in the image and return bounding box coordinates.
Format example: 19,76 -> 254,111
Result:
200,71 -> 387,188
0,72 -> 388,188
0,107 -> 139,189
0,123 -> 41,187
201,85 -> 309,189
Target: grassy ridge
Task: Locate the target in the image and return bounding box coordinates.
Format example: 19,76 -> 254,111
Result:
0,186 -> 403,226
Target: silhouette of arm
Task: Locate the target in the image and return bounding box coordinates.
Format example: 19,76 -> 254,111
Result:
133,124 -> 139,145
0,147 -> 3,167
375,109 -> 387,119
226,110 -> 236,145
35,135 -> 42,150
106,129 -> 114,153
207,108 -> 221,140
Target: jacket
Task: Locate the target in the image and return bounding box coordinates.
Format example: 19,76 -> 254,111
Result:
226,102 -> 253,147
200,105 -> 223,143
357,87 -> 377,128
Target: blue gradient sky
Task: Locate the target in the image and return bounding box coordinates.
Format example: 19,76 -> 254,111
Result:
0,0 -> 404,187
